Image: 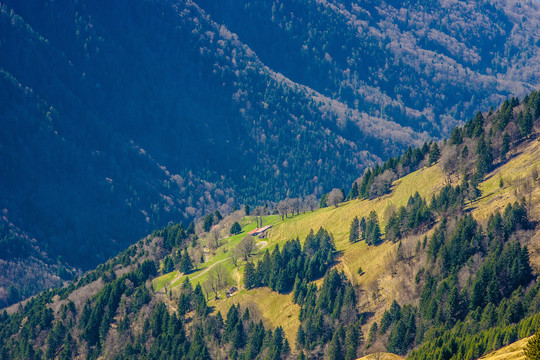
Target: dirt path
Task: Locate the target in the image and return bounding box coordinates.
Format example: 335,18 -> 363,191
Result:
156,258 -> 229,313
157,257 -> 230,295
190,258 -> 229,280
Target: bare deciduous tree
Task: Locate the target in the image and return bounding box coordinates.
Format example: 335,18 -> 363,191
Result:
204,263 -> 230,299
290,197 -> 302,215
207,227 -> 221,249
191,246 -> 203,270
441,145 -> 459,181
252,206 -> 266,227
304,194 -> 318,212
276,200 -> 289,220
230,247 -> 240,267
369,170 -> 397,198
327,188 -> 344,207
237,236 -> 256,261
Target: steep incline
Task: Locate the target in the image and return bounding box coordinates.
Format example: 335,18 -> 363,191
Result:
1,0 -> 540,300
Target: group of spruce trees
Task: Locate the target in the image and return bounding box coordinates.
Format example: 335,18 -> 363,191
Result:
349,211 -> 382,245
294,269 -> 364,359
243,228 -> 335,293
368,202 -> 535,358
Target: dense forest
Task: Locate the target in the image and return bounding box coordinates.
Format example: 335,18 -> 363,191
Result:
2,0 -> 540,304
0,88 -> 539,358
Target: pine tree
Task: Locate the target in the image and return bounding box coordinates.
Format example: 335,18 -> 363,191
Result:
225,305 -> 240,342
419,141 -> 428,155
501,132 -> 510,158
526,329 -> 540,360
194,284 -> 207,316
163,256 -> 174,274
450,127 -> 463,145
344,325 -> 359,360
468,111 -> 485,137
320,193 -> 328,208
230,221 -> 242,235
349,182 -> 359,200
359,217 -> 367,240
179,249 -> 193,274
428,143 -> 440,165
187,327 -> 211,359
367,322 -> 378,348
349,217 -> 360,243
268,327 -> 285,360
187,221 -> 195,235
476,135 -> 492,177
366,211 -> 381,245
203,213 -> 214,232
232,321 -> 245,348
296,325 -> 306,348
214,210 -> 223,222
519,111 -> 534,137
359,169 -> 373,198
327,330 -> 344,360
244,262 -> 257,289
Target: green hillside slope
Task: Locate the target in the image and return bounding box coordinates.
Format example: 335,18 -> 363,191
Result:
1,92 -> 540,359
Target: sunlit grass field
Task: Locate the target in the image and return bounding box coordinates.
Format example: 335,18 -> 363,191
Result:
152,138 -> 540,354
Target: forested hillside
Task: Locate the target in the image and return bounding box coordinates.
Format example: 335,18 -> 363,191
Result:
1,0 -> 540,303
1,90 -> 539,358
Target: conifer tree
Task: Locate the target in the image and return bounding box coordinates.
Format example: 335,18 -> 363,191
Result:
244,262 -> 257,289
225,305 -> 239,342
349,182 -> 359,200
501,132 -> 510,158
319,193 -> 328,208
367,322 -> 378,348
230,221 -> 242,235
193,284 -> 207,316
428,143 -> 440,165
344,325 -> 359,360
187,221 -> 195,235
519,111 -> 534,137
327,330 -> 344,360
366,211 -> 382,245
163,256 -> 174,274
526,329 -> 540,360
179,249 -> 193,274
203,213 -> 214,232
360,217 -> 367,240
214,210 -> 223,222
476,134 -> 493,177
349,217 -> 360,243
359,169 -> 373,198
450,127 -> 463,145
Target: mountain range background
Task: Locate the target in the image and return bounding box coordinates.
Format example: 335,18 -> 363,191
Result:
1,0 -> 540,303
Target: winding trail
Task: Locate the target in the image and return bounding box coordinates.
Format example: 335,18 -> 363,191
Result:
157,258 -> 228,313
157,258 -> 230,295
190,258 -> 229,281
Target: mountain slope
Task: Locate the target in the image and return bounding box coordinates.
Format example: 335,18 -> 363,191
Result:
1,91 -> 540,358
1,0 -> 540,302
197,0 -> 540,133
478,336 -> 529,360
148,93 -> 540,358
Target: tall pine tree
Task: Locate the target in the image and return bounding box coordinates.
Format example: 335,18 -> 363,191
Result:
349,217 -> 360,243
